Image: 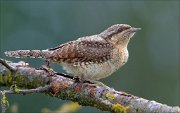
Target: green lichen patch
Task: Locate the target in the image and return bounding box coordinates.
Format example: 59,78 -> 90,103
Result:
1,93 -> 9,108
0,72 -> 13,86
112,103 -> 127,113
106,93 -> 116,100
10,84 -> 20,93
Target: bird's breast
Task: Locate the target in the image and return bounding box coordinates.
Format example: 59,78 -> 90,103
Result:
60,48 -> 129,80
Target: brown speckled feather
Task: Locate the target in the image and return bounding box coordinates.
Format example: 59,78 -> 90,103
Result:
4,24 -> 140,80
48,38 -> 114,65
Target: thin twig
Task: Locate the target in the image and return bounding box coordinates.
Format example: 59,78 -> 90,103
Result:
0,91 -> 8,113
0,59 -> 18,88
0,59 -> 16,72
0,85 -> 51,95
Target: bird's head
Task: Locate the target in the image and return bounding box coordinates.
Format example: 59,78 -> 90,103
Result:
99,24 -> 141,47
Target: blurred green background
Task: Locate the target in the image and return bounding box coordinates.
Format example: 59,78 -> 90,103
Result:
0,1 -> 179,113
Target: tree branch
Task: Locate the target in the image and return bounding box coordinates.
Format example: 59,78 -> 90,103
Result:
0,58 -> 179,113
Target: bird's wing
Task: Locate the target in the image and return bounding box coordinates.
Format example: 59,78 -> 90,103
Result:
48,37 -> 114,66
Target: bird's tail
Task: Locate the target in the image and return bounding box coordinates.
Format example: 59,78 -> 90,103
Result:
5,50 -> 52,59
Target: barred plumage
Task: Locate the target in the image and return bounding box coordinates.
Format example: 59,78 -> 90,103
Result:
5,24 -> 141,80
49,38 -> 113,66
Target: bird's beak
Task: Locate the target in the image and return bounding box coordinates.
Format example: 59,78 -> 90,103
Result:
130,27 -> 141,32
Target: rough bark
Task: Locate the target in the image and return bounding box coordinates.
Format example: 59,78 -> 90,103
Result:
0,58 -> 180,113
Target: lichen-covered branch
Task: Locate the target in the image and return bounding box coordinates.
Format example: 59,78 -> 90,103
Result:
0,58 -> 180,113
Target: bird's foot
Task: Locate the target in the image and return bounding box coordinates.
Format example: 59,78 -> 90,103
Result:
73,76 -> 92,84
41,64 -> 55,76
45,60 -> 51,68
73,75 -> 81,83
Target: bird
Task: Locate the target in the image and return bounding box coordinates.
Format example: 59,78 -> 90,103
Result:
5,24 -> 141,81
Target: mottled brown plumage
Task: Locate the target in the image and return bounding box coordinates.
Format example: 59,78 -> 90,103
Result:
5,24 -> 141,80
49,38 -> 113,65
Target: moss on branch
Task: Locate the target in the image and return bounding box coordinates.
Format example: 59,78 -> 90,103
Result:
0,59 -> 180,113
